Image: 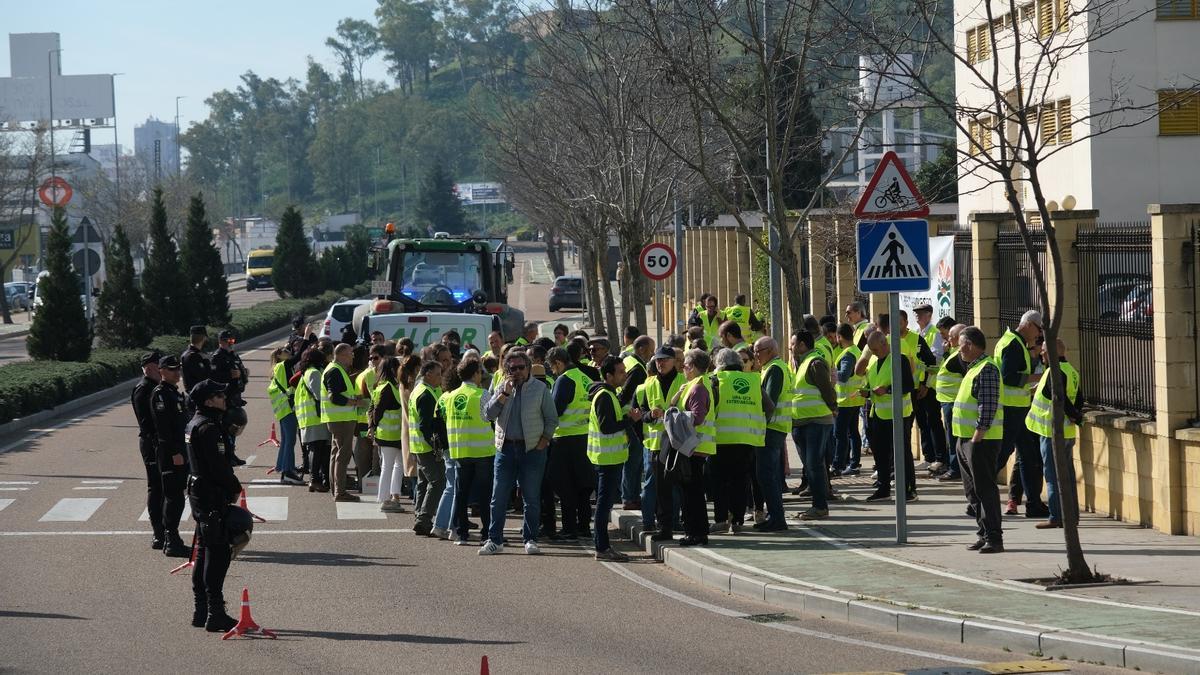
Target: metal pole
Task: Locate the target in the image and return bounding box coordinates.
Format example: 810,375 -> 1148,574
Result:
48,49 -> 61,185
112,74 -> 122,228
674,197 -> 685,333
763,0 -> 783,344
83,219 -> 92,319
174,96 -> 185,176
888,292 -> 907,543
656,280 -> 664,347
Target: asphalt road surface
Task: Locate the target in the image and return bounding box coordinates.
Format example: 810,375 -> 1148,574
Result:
0,254 -> 1123,674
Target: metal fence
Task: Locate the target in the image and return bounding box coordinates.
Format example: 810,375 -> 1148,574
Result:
941,225 -> 975,326
996,225 -> 1047,330
823,259 -> 837,318
1076,222 -> 1154,416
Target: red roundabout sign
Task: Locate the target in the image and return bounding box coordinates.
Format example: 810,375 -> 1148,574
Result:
638,242 -> 676,281
38,176 -> 73,208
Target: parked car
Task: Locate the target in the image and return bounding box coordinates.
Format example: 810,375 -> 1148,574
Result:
321,298 -> 372,339
1119,284 -> 1152,323
548,276 -> 585,312
5,282 -> 30,311
1096,274 -> 1150,320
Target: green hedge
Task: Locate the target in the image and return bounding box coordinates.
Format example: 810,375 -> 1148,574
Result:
0,284 -> 370,425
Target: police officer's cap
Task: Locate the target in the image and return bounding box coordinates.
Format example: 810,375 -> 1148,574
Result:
914,303 -> 934,313
158,355 -> 182,370
218,329 -> 236,341
189,379 -> 228,402
189,324 -> 208,336
588,337 -> 610,348
140,350 -> 163,366
652,345 -> 676,361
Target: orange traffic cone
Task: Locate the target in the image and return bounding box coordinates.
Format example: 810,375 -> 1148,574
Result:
221,587 -> 277,640
257,422 -> 281,448
239,488 -> 267,523
169,531 -> 198,575
480,655 -> 489,675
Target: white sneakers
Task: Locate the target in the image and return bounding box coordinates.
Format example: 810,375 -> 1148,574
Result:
524,541 -> 542,555
478,540 -> 503,555
431,527 -> 450,540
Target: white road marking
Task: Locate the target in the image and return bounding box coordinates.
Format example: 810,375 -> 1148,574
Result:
0,527 -> 414,537
600,560 -> 980,666
247,484 -> 291,489
140,503 -> 192,522
0,487 -> 31,491
250,478 -> 277,483
0,481 -> 38,485
80,479 -> 124,484
72,486 -> 119,490
335,501 -> 388,520
245,496 -> 288,521
0,498 -> 14,512
39,498 -> 106,522
242,454 -> 257,465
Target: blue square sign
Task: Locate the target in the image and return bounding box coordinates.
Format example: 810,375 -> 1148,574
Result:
856,220 -> 931,293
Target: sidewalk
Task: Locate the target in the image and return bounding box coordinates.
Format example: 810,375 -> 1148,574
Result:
0,313 -> 32,339
614,470 -> 1200,673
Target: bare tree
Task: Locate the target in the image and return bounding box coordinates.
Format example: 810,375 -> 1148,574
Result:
829,0 -> 1200,582
0,129 -> 48,324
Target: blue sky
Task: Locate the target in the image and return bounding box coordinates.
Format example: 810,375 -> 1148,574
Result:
2,0 -> 393,151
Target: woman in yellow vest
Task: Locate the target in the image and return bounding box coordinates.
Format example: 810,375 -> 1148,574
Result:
293,348 -> 331,493
641,346 -> 685,537
437,358 -> 495,544
1026,339 -> 1083,530
410,361 -> 447,537
369,357 -> 407,512
353,345 -> 386,493
710,348 -> 765,534
860,331 -> 918,503
833,323 -> 866,477
266,347 -> 304,485
675,349 -> 717,547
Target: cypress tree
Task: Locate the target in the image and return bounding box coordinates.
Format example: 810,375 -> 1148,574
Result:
28,207 -> 91,361
272,206 -> 321,298
179,193 -> 230,325
415,162 -> 469,234
94,223 -> 151,348
142,187 -> 193,334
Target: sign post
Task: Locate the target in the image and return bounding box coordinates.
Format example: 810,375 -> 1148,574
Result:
854,151 -> 931,545
639,242 -> 677,346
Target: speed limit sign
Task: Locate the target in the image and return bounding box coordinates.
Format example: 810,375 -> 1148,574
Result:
638,243 -> 676,281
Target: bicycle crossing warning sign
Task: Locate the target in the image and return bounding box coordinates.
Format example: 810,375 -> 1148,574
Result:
856,220 -> 930,293
853,150 -> 929,220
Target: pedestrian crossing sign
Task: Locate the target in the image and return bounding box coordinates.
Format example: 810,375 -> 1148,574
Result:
856,220 -> 930,293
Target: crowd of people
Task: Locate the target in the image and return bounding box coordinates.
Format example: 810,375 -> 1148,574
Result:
133,293 -> 1083,629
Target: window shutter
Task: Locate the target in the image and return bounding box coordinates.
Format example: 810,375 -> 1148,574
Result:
1057,99 -> 1073,143
978,25 -> 991,61
1038,0 -> 1053,37
1040,105 -> 1057,145
967,28 -> 978,64
1159,90 -> 1200,136
1056,0 -> 1069,29
981,116 -> 995,151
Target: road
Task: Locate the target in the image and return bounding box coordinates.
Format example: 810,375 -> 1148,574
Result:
0,251 -> 1121,673
0,275 -> 257,365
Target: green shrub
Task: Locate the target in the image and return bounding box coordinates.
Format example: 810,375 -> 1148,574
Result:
0,283 -> 370,425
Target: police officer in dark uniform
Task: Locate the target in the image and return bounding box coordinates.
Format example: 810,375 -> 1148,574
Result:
185,379 -> 243,632
181,325 -> 212,399
131,350 -> 164,550
152,355 -> 192,557
210,329 -> 249,467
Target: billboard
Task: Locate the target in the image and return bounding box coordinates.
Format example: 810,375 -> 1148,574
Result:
0,34 -> 115,127
454,182 -> 506,206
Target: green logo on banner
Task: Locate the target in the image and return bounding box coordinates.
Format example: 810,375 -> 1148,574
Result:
732,377 -> 751,395
453,394 -> 469,413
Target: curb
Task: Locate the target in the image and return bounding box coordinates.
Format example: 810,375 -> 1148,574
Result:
0,328 -> 30,341
0,312 -> 322,445
613,512 -> 1200,674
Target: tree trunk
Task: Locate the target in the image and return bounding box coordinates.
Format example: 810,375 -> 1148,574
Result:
545,237 -> 565,278
596,245 -> 619,338
580,242 -> 603,329
775,234 -> 804,336
0,262 -> 11,324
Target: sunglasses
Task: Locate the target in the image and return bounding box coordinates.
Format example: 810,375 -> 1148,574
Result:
507,363 -> 528,371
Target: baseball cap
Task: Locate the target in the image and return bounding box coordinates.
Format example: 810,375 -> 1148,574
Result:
218,329 -> 236,341
652,345 -> 676,360
158,355 -> 182,370
189,379 -> 228,402
914,303 -> 933,313
189,325 -> 208,337
141,350 -> 163,367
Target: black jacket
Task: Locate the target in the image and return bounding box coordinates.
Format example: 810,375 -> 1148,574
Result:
587,382 -> 627,435
185,408 -> 242,518
210,347 -> 248,407
151,382 -> 189,471
131,376 -> 158,464
181,344 -> 211,393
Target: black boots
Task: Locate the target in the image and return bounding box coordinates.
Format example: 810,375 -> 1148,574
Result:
163,532 -> 191,558
192,596 -> 207,628
204,599 -> 238,633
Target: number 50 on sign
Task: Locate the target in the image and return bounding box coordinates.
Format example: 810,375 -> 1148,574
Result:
639,243 -> 676,281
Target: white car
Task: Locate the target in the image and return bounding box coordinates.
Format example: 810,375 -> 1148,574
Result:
321,299 -> 372,340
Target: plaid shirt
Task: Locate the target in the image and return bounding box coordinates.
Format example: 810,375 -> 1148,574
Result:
963,354 -> 1001,431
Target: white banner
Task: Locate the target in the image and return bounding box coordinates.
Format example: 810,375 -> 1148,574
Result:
899,235 -> 955,323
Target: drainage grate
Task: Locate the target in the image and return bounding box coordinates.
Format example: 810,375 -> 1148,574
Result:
742,612 -> 798,624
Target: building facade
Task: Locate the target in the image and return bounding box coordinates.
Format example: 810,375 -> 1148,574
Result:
133,117 -> 179,178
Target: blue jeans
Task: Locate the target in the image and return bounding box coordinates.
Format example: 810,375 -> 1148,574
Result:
488,440 -> 548,544
621,432 -> 644,503
434,457 -> 458,531
791,424 -> 831,511
1040,436 -> 1075,524
641,447 -> 657,528
594,463 -> 622,552
275,413 -> 298,473
758,430 -> 786,525
941,403 -> 960,475
833,406 -> 862,471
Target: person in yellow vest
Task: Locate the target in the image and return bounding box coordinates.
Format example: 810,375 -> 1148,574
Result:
723,294 -> 759,342
845,301 -> 871,349
832,323 -> 866,477
789,330 -> 838,519
1027,339 -> 1084,530
515,322 -> 538,347
438,358 -> 495,545
807,315 -> 833,368
322,343 -> 362,502
638,346 -> 686,536
548,346 -> 597,540
717,320 -> 749,353
586,355 -> 642,561
690,294 -> 725,349
368,356 -> 406,512
951,327 -> 1006,553
994,310 -> 1050,519
618,336 -> 654,511
353,345 -> 386,490
619,325 -> 641,359
910,304 -> 949,474
935,324 -> 968,482
294,347 -> 331,492
859,331 -> 918,503
266,347 -> 305,485
710,348 -> 766,532
674,349 -> 716,547
553,323 -> 570,347
409,361 -> 446,536
752,337 -> 790,531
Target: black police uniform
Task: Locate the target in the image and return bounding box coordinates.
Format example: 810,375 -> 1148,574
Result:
151,379 -> 191,556
131,375 -> 164,548
210,344 -> 249,464
185,393 -> 243,631
181,344 -> 212,409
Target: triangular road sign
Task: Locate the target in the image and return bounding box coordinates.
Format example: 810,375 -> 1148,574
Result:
861,223 -> 929,281
853,150 -> 930,220
70,217 -> 102,245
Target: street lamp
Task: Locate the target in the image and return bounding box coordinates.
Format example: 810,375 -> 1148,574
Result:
112,73 -> 124,227
174,96 -> 186,176
47,48 -> 63,183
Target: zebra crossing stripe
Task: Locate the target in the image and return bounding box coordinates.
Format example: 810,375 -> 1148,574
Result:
0,498 -> 14,513
140,503 -> 192,523
40,498 -> 107,522
335,501 -> 387,520
245,496 -> 288,521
